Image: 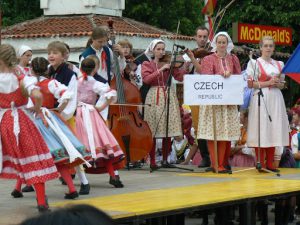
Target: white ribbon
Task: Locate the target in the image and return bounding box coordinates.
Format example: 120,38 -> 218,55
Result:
0,104 -> 26,173
11,102 -> 20,146
78,102 -> 97,159
41,108 -> 91,167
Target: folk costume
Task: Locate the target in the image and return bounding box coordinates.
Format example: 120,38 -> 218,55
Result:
0,72 -> 58,209
49,62 -> 75,88
26,75 -> 90,198
141,39 -> 188,167
80,45 -> 126,84
197,32 -> 241,172
246,57 -> 289,169
75,76 -> 124,178
168,137 -> 190,164
16,45 -> 32,77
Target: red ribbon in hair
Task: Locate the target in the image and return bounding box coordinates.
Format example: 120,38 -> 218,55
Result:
80,69 -> 88,80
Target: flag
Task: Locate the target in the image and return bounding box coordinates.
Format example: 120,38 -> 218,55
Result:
208,17 -> 214,41
202,0 -> 217,16
282,44 -> 300,84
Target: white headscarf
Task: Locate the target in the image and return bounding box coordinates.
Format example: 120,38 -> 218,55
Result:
17,45 -> 32,57
144,39 -> 165,58
211,32 -> 234,54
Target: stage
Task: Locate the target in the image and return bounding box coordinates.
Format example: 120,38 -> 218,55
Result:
1,166 -> 300,225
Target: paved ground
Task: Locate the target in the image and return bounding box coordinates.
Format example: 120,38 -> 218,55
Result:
0,166 -> 299,225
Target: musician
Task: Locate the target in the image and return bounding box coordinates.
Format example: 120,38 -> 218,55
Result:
118,39 -> 142,87
246,36 -> 289,172
141,39 -> 189,169
196,26 -> 210,50
79,26 -> 126,84
197,32 -> 241,173
187,26 -> 212,168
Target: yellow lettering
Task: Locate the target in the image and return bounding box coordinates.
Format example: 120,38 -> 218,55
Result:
286,31 -> 290,44
280,30 -> 285,43
240,26 -> 249,41
272,31 -> 277,42
249,28 -> 254,40
267,30 -> 272,37
255,27 -> 261,41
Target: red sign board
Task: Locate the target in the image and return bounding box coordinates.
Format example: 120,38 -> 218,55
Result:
232,22 -> 292,46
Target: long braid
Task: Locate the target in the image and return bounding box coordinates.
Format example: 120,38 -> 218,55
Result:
0,44 -> 17,68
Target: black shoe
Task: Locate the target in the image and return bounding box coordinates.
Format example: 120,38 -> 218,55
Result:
64,191 -> 79,199
205,167 -> 214,172
267,167 -> 280,173
79,183 -> 90,195
219,169 -> 231,174
161,162 -> 176,168
22,185 -> 34,192
198,159 -> 211,168
37,205 -> 50,213
150,164 -> 159,171
11,189 -> 23,198
225,165 -> 232,171
109,177 -> 124,188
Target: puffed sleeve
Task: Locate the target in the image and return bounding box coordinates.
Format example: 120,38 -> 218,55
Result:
23,75 -> 39,95
200,55 -> 214,75
57,75 -> 77,120
291,133 -> 299,155
278,60 -> 285,81
48,79 -> 68,100
232,54 -> 241,74
93,81 -> 117,101
246,59 -> 259,80
142,61 -> 160,84
94,81 -> 117,120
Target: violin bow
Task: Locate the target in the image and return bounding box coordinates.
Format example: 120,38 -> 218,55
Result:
168,20 -> 181,65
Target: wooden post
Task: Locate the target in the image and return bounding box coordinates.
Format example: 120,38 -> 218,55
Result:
212,106 -> 218,173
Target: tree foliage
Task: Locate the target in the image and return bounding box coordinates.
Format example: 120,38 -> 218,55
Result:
214,0 -> 300,50
1,0 -> 42,27
123,0 -> 205,36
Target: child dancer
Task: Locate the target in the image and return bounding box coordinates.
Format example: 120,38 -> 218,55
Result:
76,58 -> 125,188
47,41 -> 91,194
0,44 -> 59,212
30,57 -> 91,199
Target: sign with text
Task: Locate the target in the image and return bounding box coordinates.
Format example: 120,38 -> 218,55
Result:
184,75 -> 244,105
232,22 -> 292,46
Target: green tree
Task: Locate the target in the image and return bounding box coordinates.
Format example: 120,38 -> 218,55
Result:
1,0 -> 42,27
214,0 -> 300,50
123,0 -> 205,36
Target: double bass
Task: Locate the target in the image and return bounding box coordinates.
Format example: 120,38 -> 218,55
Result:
107,18 -> 153,168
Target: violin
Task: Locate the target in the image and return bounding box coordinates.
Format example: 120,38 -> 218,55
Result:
158,53 -> 185,68
191,48 -> 212,59
124,55 -> 140,84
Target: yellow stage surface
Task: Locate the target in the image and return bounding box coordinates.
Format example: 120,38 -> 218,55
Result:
52,168 -> 300,224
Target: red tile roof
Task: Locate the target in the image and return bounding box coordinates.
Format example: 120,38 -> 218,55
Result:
1,15 -> 193,40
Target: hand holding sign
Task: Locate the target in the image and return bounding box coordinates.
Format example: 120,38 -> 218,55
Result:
184,74 -> 244,105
